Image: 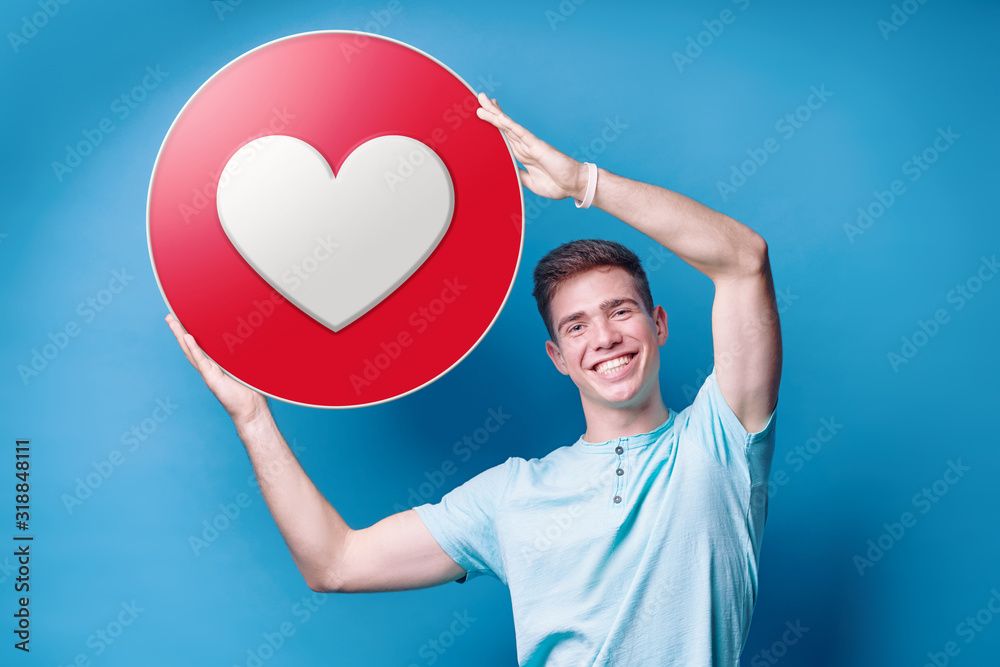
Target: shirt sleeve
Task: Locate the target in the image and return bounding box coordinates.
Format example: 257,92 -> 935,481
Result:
413,457 -> 514,585
680,367 -> 777,487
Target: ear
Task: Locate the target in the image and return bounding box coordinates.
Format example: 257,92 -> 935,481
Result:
652,305 -> 668,345
545,338 -> 569,375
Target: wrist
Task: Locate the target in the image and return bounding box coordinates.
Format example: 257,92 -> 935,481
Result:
234,398 -> 274,437
573,162 -> 599,209
572,161 -> 589,201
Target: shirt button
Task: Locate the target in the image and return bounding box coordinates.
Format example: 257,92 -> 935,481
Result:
616,468 -> 624,476
613,495 -> 622,503
615,446 -> 624,454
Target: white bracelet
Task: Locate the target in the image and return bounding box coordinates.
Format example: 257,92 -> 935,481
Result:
574,162 -> 598,209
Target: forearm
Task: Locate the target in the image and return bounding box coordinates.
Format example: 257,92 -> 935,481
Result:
236,411 -> 349,591
584,166 -> 767,281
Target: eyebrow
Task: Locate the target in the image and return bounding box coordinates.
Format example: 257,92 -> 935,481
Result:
556,297 -> 640,333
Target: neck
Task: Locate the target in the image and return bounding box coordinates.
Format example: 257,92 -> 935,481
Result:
580,392 -> 670,444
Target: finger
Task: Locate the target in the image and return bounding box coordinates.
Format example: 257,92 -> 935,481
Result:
165,315 -> 199,368
168,313 -> 208,370
475,106 -> 494,122
476,95 -> 504,124
185,334 -> 227,385
505,141 -> 535,169
476,94 -> 511,122
478,109 -> 525,149
495,111 -> 529,142
476,105 -> 535,158
477,91 -> 496,109
475,106 -> 503,130
476,92 -> 496,117
484,111 -> 529,147
477,93 -> 520,130
183,332 -> 214,372
516,167 -> 530,188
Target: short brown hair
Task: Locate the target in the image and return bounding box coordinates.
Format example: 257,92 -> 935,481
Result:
532,239 -> 654,341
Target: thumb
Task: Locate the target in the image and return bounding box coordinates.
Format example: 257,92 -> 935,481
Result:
516,167 -> 530,188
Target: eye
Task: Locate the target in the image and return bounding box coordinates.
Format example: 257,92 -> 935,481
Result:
569,323 -> 583,333
613,308 -> 630,317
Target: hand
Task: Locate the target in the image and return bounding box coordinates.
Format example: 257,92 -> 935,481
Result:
165,313 -> 270,429
475,93 -> 588,202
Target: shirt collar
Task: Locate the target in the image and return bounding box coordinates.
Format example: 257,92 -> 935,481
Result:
572,410 -> 674,452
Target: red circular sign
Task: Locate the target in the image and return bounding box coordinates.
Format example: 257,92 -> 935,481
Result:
147,31 -> 523,408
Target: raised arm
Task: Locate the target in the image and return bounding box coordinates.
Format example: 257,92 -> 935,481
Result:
164,314 -> 466,592
476,94 -> 781,432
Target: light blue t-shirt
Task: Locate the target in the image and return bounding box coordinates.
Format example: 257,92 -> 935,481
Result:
413,370 -> 777,666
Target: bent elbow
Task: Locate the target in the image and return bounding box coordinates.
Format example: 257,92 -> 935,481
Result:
306,577 -> 338,594
304,529 -> 353,593
741,232 -> 769,277
304,568 -> 343,594
306,578 -> 329,594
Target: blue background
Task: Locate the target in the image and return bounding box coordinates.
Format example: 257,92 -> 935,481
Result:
2,0 -> 998,665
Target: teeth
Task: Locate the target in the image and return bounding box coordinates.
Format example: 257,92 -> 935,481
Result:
595,354 -> 633,374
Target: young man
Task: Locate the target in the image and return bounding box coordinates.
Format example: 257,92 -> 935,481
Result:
165,93 -> 781,666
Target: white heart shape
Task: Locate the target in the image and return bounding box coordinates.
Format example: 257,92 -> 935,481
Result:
216,134 -> 454,332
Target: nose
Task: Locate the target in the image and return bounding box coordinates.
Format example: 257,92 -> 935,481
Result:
591,317 -> 622,349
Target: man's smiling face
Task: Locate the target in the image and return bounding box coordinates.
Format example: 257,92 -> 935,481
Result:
544,265 -> 668,411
